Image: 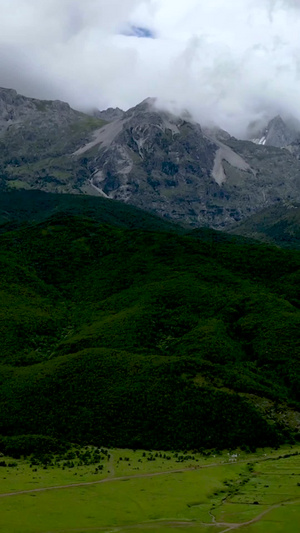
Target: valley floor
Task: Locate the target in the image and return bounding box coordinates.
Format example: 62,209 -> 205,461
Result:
0,446 -> 299,533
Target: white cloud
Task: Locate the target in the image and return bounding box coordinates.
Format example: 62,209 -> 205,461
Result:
0,0 -> 300,135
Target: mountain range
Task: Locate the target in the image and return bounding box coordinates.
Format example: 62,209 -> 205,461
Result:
1,87 -> 300,231
0,87 -> 300,453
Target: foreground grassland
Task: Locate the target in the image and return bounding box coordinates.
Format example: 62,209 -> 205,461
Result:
0,446 -> 299,533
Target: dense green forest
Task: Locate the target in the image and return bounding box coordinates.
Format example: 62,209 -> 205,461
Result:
230,203 -> 300,249
0,190 -> 180,233
0,191 -> 299,453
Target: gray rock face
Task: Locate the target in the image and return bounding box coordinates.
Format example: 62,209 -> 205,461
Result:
249,115 -> 300,148
266,116 -> 299,147
0,87 -> 105,194
93,107 -> 125,122
77,98 -> 224,224
248,113 -> 300,160
72,99 -> 300,228
1,87 -> 300,229
0,87 -> 74,135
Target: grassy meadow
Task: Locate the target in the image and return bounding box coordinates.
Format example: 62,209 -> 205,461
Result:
0,446 -> 299,533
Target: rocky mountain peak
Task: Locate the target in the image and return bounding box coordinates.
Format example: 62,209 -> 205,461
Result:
265,115 -> 298,147
93,106 -> 124,122
125,97 -> 158,118
0,87 -> 18,101
122,97 -> 198,139
0,86 -> 76,137
0,87 -> 106,190
2,87 -> 300,231
248,114 -> 300,148
135,96 -> 157,109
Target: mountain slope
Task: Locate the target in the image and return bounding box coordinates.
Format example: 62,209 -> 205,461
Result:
248,115 -> 300,148
1,88 -> 300,229
230,203 -> 300,249
70,98 -> 300,228
93,106 -> 125,122
0,189 -> 183,234
247,114 -> 300,161
0,87 -> 106,194
0,202 -> 299,450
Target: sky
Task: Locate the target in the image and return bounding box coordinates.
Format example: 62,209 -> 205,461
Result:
1,0 -> 300,136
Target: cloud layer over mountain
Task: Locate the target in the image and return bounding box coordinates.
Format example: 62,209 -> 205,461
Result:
1,0 -> 300,135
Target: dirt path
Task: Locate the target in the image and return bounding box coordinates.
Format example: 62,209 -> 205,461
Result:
0,467 -> 202,498
218,499 -> 300,533
80,499 -> 300,532
46,500 -> 300,533
0,453 -> 291,499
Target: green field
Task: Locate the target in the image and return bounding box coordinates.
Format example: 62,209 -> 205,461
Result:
0,446 -> 299,533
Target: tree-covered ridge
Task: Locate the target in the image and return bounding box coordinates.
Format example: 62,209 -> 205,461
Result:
230,203 -> 300,249
0,190 -> 182,233
0,196 -> 299,451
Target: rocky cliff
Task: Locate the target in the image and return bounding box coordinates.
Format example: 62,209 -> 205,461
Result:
1,89 -> 300,229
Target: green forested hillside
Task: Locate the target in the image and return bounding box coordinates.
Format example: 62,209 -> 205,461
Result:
0,192 -> 299,452
0,190 -> 181,233
230,203 -> 300,249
